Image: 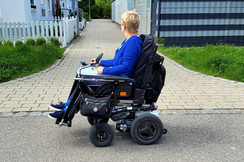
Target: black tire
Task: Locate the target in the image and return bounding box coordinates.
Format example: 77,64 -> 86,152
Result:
87,117 -> 109,126
130,114 -> 163,145
89,123 -> 114,147
94,83 -> 113,97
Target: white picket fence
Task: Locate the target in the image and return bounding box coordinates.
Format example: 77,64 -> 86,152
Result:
0,16 -> 84,47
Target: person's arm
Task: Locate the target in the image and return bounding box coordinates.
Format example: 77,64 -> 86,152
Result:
102,39 -> 140,75
100,59 -> 114,67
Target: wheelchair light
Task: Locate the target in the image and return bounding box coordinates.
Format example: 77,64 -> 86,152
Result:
120,92 -> 127,96
152,102 -> 158,110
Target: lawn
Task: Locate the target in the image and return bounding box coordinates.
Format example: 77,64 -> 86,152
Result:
158,44 -> 244,82
0,43 -> 65,83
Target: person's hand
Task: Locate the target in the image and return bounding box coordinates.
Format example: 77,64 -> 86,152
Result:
90,58 -> 96,65
97,67 -> 104,74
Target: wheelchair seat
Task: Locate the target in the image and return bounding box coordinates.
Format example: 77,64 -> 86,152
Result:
91,34 -> 165,106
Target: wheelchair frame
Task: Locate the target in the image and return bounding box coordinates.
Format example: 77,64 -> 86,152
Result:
55,34 -> 167,147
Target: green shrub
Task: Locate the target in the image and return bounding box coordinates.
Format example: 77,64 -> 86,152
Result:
74,31 -> 77,39
0,41 -> 2,45
25,38 -> 36,46
157,37 -> 164,44
36,37 -> 46,45
15,40 -> 24,47
50,37 -> 62,47
4,41 -> 14,47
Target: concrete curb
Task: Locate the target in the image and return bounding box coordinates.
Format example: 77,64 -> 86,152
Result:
0,109 -> 243,118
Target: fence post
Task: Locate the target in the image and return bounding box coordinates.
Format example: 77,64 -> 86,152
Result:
22,22 -> 26,42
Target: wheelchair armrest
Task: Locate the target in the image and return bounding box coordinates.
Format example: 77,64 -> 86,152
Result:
102,75 -> 135,83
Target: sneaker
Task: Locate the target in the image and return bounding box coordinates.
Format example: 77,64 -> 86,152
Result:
48,110 -> 65,119
49,101 -> 66,111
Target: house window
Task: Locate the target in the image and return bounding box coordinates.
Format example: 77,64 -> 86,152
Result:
42,9 -> 45,16
30,0 -> 34,5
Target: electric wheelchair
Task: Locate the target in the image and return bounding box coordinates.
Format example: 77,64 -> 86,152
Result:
55,34 -> 167,147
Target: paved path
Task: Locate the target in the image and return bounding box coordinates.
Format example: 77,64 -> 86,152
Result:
0,19 -> 244,114
1,114 -> 244,161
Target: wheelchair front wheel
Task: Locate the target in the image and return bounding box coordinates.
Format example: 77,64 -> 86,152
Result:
89,123 -> 114,147
87,117 -> 109,126
130,114 -> 163,145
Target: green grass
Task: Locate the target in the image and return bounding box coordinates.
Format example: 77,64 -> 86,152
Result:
0,44 -> 65,83
158,44 -> 244,82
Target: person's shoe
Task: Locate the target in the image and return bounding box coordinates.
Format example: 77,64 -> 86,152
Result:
48,110 -> 65,119
49,102 -> 66,111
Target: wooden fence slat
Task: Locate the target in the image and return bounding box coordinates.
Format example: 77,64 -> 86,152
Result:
18,22 -> 22,41
36,21 -> 40,38
1,18 -> 5,41
41,21 -> 44,37
59,21 -> 63,43
45,21 -> 49,38
54,21 -> 58,38
9,22 -> 13,42
50,21 -> 53,37
4,22 -> 8,41
27,21 -> 31,38
31,21 -> 35,40
13,22 -> 17,41
22,22 -> 26,42
63,18 -> 66,46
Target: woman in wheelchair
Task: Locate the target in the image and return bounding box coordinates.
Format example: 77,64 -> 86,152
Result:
48,11 -> 142,119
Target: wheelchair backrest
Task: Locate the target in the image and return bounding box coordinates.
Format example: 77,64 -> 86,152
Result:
132,34 -> 164,89
132,34 -> 165,104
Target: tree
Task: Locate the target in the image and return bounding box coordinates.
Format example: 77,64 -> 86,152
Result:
78,0 -> 111,19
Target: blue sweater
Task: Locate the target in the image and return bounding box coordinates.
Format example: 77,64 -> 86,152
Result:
100,35 -> 142,78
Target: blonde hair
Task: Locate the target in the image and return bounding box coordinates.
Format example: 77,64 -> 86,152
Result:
121,11 -> 140,34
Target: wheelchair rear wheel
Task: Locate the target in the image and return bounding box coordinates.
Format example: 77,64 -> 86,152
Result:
89,123 -> 114,147
130,114 -> 163,145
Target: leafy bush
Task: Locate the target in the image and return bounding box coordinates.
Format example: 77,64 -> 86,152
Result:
50,37 -> 62,47
15,40 -> 24,47
4,41 -> 14,47
74,31 -> 77,39
0,41 -> 2,45
25,38 -> 36,46
157,37 -> 164,44
36,37 -> 46,45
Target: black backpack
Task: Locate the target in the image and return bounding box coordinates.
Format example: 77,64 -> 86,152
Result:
133,34 -> 166,104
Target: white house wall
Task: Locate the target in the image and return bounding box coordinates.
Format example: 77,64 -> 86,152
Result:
0,0 -> 26,22
0,0 -> 54,22
112,0 -> 135,24
111,0 -> 150,35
